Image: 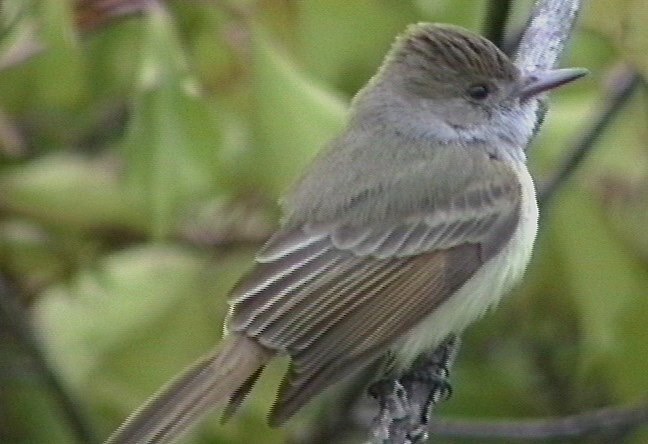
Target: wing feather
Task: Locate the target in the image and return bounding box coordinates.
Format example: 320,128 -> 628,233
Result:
268,245 -> 480,424
227,148 -> 523,424
261,259 -> 394,347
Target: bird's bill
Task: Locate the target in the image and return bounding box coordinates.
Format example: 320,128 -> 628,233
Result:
520,67 -> 588,101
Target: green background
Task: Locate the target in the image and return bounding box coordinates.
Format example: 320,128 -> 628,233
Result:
1,0 -> 647,443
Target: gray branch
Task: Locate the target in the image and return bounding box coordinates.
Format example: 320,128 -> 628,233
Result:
513,0 -> 582,71
429,401 -> 648,440
514,0 -> 584,142
368,0 -> 584,442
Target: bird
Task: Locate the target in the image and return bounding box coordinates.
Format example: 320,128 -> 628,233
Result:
106,22 -> 586,443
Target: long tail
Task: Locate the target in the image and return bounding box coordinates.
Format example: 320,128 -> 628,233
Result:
106,335 -> 271,444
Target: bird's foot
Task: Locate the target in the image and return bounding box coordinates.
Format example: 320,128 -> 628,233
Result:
369,379 -> 412,442
368,336 -> 461,443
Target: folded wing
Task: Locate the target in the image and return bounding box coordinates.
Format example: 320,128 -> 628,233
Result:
227,153 -> 521,424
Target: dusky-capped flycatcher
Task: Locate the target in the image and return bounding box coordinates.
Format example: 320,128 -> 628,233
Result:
107,23 -> 587,443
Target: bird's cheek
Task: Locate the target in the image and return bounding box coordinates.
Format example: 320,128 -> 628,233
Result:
456,105 -> 489,127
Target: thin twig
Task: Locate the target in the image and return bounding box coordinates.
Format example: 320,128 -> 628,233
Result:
0,276 -> 96,443
429,401 -> 648,440
538,67 -> 641,207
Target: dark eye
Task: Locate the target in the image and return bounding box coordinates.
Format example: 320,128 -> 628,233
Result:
467,83 -> 490,100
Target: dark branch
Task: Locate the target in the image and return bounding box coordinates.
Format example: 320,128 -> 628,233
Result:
483,0 -> 513,48
538,67 -> 641,207
429,401 -> 648,440
0,276 -> 96,443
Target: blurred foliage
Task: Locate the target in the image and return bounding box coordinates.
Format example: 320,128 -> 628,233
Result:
0,0 -> 647,443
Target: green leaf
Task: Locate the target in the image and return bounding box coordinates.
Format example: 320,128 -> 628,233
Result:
0,153 -> 146,230
123,6 -> 224,239
415,0 -> 489,38
584,0 -> 648,77
31,245 -> 257,438
0,219 -> 67,289
33,0 -> 87,108
249,25 -> 346,197
296,0 -> 419,92
550,188 -> 648,397
31,246 -> 228,393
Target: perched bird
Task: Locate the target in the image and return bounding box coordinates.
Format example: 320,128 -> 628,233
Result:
107,23 -> 586,443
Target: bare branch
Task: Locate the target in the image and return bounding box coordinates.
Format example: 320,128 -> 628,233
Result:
513,0 -> 583,71
429,401 -> 648,440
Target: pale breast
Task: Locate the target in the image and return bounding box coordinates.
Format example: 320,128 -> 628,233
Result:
394,161 -> 539,367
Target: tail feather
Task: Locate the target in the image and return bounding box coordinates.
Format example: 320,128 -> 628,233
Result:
221,366 -> 264,423
106,335 -> 271,444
